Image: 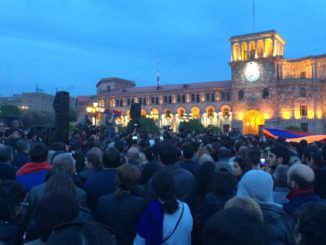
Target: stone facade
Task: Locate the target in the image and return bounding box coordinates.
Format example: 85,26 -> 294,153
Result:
77,30 -> 326,134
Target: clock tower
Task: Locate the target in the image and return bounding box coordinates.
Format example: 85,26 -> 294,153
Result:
229,30 -> 286,133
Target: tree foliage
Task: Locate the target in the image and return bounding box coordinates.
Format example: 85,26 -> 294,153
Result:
21,111 -> 54,129
179,119 -> 205,134
140,117 -> 160,135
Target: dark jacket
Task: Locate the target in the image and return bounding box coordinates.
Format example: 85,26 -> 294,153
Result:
314,168 -> 326,199
0,163 -> 17,181
260,203 -> 295,245
84,168 -> 117,209
180,159 -> 200,178
12,152 -> 30,169
95,193 -> 145,245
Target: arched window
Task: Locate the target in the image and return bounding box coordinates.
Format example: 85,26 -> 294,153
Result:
300,87 -> 306,97
262,88 -> 269,99
241,43 -> 248,60
238,90 -> 244,101
233,43 -> 240,61
257,40 -> 264,58
249,41 -> 256,59
221,91 -> 225,101
265,38 -> 273,57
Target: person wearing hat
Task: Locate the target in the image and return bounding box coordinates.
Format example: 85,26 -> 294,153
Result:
199,162 -> 235,224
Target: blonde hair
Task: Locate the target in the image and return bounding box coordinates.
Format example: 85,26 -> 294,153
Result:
224,196 -> 263,221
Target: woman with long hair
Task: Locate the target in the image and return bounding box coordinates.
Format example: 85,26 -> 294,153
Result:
134,171 -> 193,245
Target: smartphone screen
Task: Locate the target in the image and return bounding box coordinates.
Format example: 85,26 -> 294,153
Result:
260,158 -> 266,166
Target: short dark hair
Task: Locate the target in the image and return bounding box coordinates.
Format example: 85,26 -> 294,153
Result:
87,147 -> 103,170
0,145 -> 13,163
47,222 -> 116,245
271,146 -> 290,164
114,139 -> 125,153
30,143 -> 48,162
297,203 -> 326,245
182,143 -> 194,160
103,148 -> 121,168
210,172 -> 235,196
115,164 -> 141,197
234,155 -> 251,174
158,141 -> 177,165
203,208 -> 266,245
15,139 -> 29,152
245,148 -> 260,167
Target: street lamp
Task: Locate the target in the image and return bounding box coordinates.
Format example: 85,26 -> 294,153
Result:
86,102 -> 105,126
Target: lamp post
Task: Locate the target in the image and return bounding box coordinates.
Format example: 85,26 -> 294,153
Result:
86,102 -> 105,126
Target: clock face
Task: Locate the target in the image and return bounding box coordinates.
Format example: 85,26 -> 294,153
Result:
245,61 -> 260,82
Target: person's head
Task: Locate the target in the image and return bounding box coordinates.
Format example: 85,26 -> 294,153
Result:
245,148 -> 260,168
268,146 -> 290,168
36,189 -> 79,242
198,153 -> 214,165
50,142 -> 67,151
182,143 -> 194,160
210,171 -> 235,196
127,147 -> 140,161
30,143 -> 48,163
152,171 -> 178,214
47,222 -> 116,245
295,203 -> 326,245
45,172 -> 76,196
307,150 -> 324,170
158,141 -> 177,165
0,145 -> 13,163
232,156 -> 251,178
288,163 -> 315,190
103,148 -> 121,168
236,170 -> 274,204
115,164 -> 141,197
52,153 -> 76,175
273,165 -> 289,188
114,139 -> 125,153
224,196 -> 263,222
0,180 -> 26,222
203,208 -> 266,245
218,146 -> 230,159
86,147 -> 103,170
15,139 -> 29,153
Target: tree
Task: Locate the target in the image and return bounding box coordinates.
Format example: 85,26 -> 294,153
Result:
179,119 -> 205,134
140,117 -> 160,135
0,104 -> 21,119
21,111 -> 54,129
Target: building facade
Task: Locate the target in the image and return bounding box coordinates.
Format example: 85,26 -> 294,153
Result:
77,30 -> 326,134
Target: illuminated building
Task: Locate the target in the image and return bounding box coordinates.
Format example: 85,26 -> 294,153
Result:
77,30 -> 326,134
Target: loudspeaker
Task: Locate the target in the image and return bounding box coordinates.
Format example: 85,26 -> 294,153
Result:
130,103 -> 141,121
53,91 -> 70,143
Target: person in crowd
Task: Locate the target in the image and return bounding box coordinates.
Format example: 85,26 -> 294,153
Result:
25,189 -> 79,245
0,181 -> 26,245
127,146 -> 141,168
284,163 -> 326,217
180,143 -> 200,177
152,140 -> 195,204
46,222 -> 116,245
84,148 -> 121,209
232,155 -> 251,181
95,164 -> 145,245
16,143 -> 52,191
273,165 -> 290,205
266,146 -> 291,174
79,147 -> 103,184
198,153 -> 214,165
245,148 -> 261,169
202,208 -> 266,245
0,145 -> 17,181
237,169 -> 295,245
134,171 -> 193,245
12,139 -> 30,169
215,146 -> 230,166
200,163 -> 235,223
294,202 -> 326,245
114,139 -> 127,164
224,196 -> 263,221
314,145 -> 326,199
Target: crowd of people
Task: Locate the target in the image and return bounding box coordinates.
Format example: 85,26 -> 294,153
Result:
0,120 -> 326,245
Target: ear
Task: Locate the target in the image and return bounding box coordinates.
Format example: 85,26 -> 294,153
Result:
290,180 -> 297,189
277,156 -> 284,164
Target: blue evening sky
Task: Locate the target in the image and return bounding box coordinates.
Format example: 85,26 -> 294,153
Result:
0,0 -> 325,97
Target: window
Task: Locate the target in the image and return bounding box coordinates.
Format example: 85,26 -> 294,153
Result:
151,97 -> 155,104
300,106 -> 307,116
206,93 -> 210,101
211,93 -> 215,101
143,98 -> 147,106
120,99 -> 123,107
127,98 -> 131,106
225,92 -> 231,101
300,87 -> 306,97
300,123 -> 308,132
177,95 -> 181,103
196,94 -> 200,103
182,95 -> 186,103
168,96 -> 172,104
155,97 -> 159,105
221,91 -> 225,101
191,94 -> 195,102
262,88 -> 269,99
115,99 -> 119,107
139,98 -> 143,105
238,90 -> 244,101
164,96 -> 168,104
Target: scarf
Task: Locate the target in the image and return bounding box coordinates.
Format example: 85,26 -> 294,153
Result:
287,187 -> 314,201
136,200 -> 164,245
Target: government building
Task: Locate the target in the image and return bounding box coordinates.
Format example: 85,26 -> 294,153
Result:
77,30 -> 326,134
